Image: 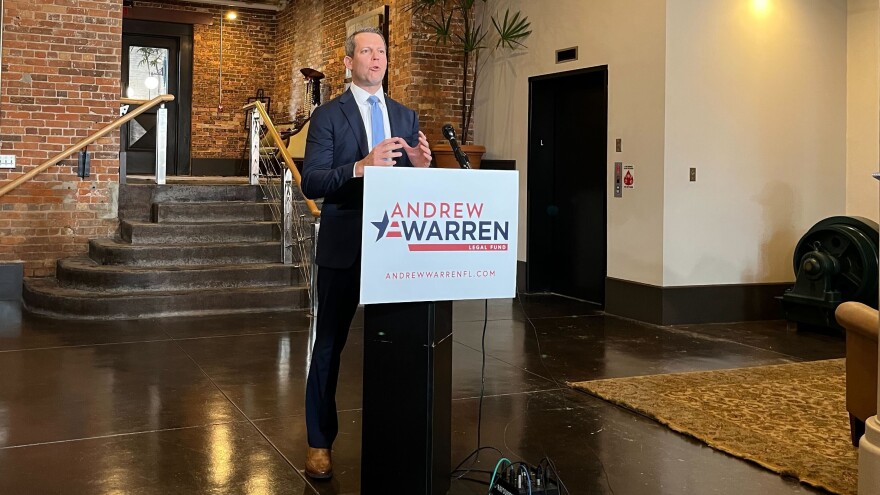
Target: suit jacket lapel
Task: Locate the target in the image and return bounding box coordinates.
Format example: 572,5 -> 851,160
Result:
386,95 -> 401,138
386,96 -> 409,167
339,90 -> 369,158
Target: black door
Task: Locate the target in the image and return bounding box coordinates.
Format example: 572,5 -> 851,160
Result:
121,21 -> 193,176
527,67 -> 608,305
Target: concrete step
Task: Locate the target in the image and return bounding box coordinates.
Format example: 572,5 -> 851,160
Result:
56,257 -> 304,292
120,220 -> 280,244
119,184 -> 275,222
127,184 -> 265,203
29,182 -> 316,320
89,238 -> 287,266
23,278 -> 309,320
151,201 -> 277,223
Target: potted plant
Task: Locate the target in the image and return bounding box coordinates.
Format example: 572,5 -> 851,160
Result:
410,0 -> 531,168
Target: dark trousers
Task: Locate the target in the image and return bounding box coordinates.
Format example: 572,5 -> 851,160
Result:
305,261 -> 360,449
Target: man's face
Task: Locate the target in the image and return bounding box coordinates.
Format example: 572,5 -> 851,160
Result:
345,32 -> 387,91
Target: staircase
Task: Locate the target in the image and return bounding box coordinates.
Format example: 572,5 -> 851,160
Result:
23,183 -> 311,319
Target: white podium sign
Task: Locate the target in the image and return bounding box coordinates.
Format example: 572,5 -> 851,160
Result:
360,167 -> 519,304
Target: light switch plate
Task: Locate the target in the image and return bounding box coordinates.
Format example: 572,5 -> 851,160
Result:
0,155 -> 15,169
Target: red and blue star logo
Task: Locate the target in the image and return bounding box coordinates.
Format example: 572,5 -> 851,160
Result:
371,212 -> 401,241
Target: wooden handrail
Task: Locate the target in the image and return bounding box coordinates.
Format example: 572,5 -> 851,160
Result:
244,101 -> 320,218
0,94 -> 176,198
119,97 -> 153,105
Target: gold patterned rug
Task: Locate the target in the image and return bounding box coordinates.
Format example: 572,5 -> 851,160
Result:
569,359 -> 856,494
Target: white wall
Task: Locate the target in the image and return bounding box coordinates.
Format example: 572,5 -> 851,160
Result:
847,0 -> 880,221
663,0 -> 847,286
475,0 -> 668,286
477,0 -> 854,289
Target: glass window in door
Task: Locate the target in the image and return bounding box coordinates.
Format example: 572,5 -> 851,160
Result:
126,46 -> 169,100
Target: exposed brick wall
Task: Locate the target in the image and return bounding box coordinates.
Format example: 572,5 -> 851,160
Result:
405,5 -> 469,145
0,0 -> 467,278
274,0 -> 325,125
134,0 -> 277,159
274,0 -> 467,145
192,7 -> 276,158
131,0 -> 466,150
0,0 -> 122,277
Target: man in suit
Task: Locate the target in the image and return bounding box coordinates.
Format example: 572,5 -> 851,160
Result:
300,26 -> 432,480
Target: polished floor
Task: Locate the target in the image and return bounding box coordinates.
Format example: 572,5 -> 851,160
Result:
0,295 -> 845,494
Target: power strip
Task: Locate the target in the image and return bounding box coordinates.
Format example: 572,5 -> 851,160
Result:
490,465 -> 560,495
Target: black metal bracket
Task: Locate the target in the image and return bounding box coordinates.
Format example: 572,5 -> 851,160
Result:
77,147 -> 90,178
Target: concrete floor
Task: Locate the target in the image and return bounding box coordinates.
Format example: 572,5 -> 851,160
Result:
0,294 -> 845,494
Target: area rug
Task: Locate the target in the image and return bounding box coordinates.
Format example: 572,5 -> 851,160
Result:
569,359 -> 856,494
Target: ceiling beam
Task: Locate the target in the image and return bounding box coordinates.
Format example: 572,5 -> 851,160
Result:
124,7 -> 216,24
172,0 -> 286,11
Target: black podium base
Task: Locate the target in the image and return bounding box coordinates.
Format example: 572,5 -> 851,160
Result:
361,301 -> 453,495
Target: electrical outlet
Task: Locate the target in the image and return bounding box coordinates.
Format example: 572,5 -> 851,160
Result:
689,167 -> 696,182
615,139 -> 622,153
0,155 -> 15,169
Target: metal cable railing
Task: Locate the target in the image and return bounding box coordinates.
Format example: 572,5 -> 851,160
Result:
244,101 -> 319,311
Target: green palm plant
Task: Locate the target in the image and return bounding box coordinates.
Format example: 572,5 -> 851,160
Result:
410,0 -> 531,143
136,47 -> 164,77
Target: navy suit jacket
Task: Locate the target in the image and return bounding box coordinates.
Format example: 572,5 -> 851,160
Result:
302,89 -> 420,269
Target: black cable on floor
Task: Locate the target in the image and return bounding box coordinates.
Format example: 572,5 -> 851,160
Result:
478,298 -> 489,453
451,294 -> 617,494
456,475 -> 491,487
452,446 -> 502,479
515,290 -> 570,399
451,299 -> 492,482
517,292 -> 616,495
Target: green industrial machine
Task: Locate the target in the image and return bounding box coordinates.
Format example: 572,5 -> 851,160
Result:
782,216 -> 879,330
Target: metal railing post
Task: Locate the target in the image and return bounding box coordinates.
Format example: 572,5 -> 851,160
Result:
311,221 -> 319,317
249,109 -> 261,186
242,100 -> 321,317
282,168 -> 294,264
119,152 -> 127,185
155,103 -> 167,185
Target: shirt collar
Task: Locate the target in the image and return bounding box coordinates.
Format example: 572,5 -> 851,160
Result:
350,83 -> 386,107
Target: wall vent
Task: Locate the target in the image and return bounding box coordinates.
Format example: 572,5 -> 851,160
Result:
556,47 -> 578,64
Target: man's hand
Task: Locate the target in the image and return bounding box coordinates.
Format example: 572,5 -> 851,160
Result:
401,131 -> 432,168
355,138 -> 404,177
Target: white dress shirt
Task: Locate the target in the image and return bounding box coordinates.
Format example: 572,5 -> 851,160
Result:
349,83 -> 392,153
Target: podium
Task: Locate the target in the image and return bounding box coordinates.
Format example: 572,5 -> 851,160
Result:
361,301 -> 453,493
358,167 -> 518,495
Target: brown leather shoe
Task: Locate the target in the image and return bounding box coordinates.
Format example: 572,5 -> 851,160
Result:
305,447 -> 332,480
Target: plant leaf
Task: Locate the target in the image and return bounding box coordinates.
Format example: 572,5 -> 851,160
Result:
459,25 -> 487,54
424,11 -> 453,44
407,0 -> 445,16
493,9 -> 532,49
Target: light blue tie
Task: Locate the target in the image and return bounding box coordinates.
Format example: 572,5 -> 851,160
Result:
368,95 -> 385,149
